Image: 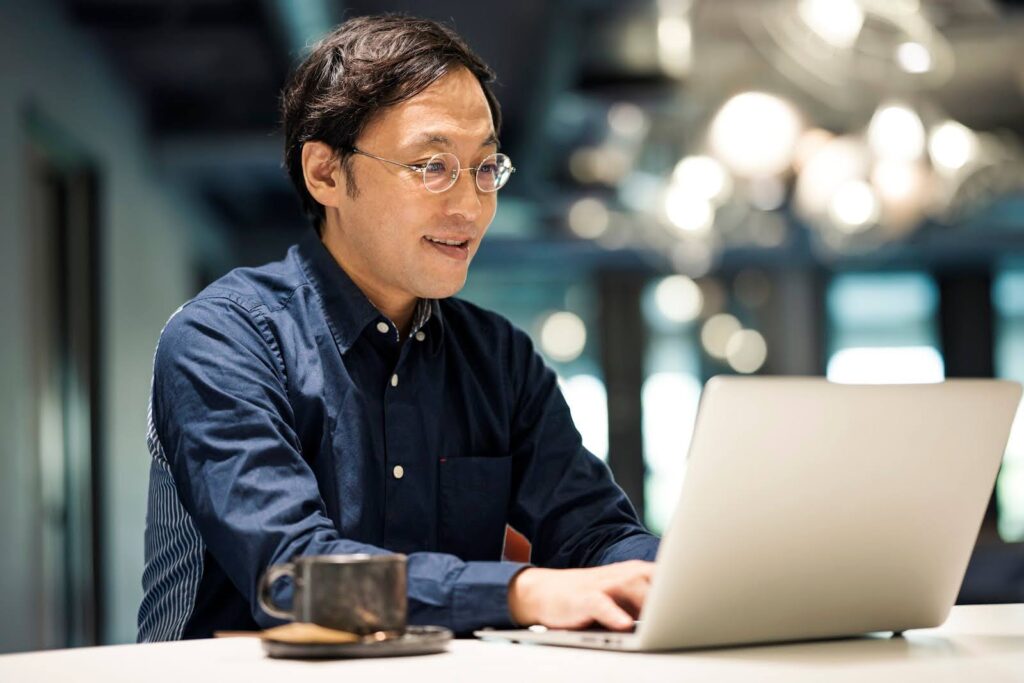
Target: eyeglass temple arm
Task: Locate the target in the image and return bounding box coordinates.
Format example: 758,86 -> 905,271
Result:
349,147 -> 423,172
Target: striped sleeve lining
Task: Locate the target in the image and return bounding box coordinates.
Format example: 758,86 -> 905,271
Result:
136,399 -> 205,642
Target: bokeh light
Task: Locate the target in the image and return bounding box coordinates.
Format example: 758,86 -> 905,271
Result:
664,184 -> 715,233
709,92 -> 803,178
672,155 -> 733,205
654,275 -> 704,324
701,313 -> 741,359
868,104 -> 926,162
829,180 -> 881,232
928,120 -> 977,173
896,41 -> 932,74
797,0 -> 865,49
540,311 -> 587,363
725,329 -> 768,373
567,197 -> 611,239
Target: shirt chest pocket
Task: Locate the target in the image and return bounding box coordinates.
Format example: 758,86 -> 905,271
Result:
438,455 -> 512,562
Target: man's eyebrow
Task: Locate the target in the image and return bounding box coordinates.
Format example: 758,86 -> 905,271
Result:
411,133 -> 452,148
408,132 -> 500,149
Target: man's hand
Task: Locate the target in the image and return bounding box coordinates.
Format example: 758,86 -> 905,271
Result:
507,560 -> 655,631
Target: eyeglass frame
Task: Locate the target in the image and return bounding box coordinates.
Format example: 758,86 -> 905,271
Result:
348,146 -> 516,193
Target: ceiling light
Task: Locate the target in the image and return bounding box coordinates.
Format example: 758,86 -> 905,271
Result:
672,156 -> 733,205
928,120 -> 977,173
868,104 -> 926,162
896,42 -> 932,74
709,92 -> 803,178
829,180 -> 880,232
797,0 -> 865,49
664,185 -> 715,233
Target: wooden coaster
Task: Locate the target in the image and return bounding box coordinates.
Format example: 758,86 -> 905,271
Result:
213,623 -> 402,644
259,623 -> 360,644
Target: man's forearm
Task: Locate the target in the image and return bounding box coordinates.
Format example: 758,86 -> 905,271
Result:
409,557 -> 530,634
255,530 -> 531,634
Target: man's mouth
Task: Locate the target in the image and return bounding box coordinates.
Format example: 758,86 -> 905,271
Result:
423,235 -> 471,261
424,235 -> 469,247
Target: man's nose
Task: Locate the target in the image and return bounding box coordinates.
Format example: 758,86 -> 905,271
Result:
443,170 -> 483,222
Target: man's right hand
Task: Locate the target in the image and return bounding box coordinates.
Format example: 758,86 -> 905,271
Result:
507,560 -> 655,631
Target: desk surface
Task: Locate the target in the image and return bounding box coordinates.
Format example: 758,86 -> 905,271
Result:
2,604 -> 1023,682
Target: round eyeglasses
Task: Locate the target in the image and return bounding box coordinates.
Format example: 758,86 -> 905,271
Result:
350,147 -> 515,193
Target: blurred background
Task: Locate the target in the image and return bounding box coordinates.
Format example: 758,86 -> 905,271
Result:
2,0 -> 1024,653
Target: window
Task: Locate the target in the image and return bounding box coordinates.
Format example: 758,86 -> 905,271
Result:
994,270 -> 1024,541
641,277 -> 703,534
827,272 -> 944,384
560,373 -> 609,461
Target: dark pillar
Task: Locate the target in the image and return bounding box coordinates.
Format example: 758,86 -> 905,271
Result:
760,268 -> 828,375
937,271 -> 999,544
597,270 -> 648,522
938,272 -> 995,378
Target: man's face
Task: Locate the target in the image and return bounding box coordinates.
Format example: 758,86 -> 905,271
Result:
327,67 -> 499,302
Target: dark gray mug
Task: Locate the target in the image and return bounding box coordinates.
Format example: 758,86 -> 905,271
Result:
257,554 -> 407,635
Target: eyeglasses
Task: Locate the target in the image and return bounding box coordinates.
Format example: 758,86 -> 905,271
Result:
350,147 -> 515,193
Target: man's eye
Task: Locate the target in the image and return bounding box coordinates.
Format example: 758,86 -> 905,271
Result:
478,163 -> 498,175
425,161 -> 449,174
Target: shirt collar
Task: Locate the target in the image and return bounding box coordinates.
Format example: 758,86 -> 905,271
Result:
296,230 -> 445,355
422,298 -> 445,355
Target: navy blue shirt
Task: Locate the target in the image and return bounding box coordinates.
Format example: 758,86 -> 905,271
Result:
137,230 -> 659,641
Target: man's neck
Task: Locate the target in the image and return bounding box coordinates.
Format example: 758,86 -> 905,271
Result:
320,230 -> 418,337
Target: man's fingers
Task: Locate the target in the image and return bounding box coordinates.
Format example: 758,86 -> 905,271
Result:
519,562 -> 657,632
607,572 -> 652,618
610,593 -> 643,620
597,561 -> 653,618
590,593 -> 635,631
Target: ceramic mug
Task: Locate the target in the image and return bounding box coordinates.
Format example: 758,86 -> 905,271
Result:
257,553 -> 407,635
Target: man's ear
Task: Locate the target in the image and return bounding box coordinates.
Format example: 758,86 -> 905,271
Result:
301,141 -> 346,209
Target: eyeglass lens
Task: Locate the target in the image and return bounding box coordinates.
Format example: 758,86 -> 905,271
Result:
422,153 -> 513,193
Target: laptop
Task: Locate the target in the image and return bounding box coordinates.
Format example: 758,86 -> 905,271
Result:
476,376 -> 1022,651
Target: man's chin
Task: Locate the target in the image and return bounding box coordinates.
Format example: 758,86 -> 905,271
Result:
414,275 -> 468,300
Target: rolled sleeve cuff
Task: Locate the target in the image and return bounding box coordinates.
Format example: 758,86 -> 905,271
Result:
451,561 -> 532,635
597,533 -> 661,565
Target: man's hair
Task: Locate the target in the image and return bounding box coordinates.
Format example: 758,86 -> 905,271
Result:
280,14 -> 502,233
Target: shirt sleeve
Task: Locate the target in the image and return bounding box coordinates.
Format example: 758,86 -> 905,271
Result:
152,296 -> 528,634
503,324 -> 661,568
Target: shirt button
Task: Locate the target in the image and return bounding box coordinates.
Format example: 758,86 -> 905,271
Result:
390,373 -> 399,387
392,465 -> 404,480
376,321 -> 389,334
415,331 -> 426,342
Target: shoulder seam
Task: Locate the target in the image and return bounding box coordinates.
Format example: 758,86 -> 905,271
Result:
249,306 -> 289,392
186,291 -> 264,314
179,294 -> 290,392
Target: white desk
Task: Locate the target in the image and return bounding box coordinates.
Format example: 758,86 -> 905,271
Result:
2,604 -> 1023,682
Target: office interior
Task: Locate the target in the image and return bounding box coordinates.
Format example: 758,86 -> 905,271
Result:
1,0 -> 1024,654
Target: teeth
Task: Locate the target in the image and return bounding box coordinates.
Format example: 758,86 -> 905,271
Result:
425,236 -> 466,246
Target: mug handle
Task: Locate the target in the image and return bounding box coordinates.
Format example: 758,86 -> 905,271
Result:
257,562 -> 296,620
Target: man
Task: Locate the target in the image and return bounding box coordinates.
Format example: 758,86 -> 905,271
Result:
138,14 -> 659,642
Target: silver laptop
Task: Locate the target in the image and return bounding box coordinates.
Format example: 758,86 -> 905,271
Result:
476,376 -> 1021,651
